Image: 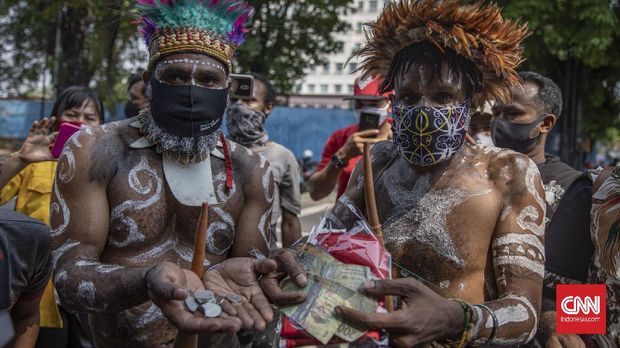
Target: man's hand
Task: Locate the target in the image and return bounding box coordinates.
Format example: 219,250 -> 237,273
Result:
17,117 -> 58,163
203,258 -> 275,331
146,262 -> 242,334
259,249 -> 307,305
335,278 -> 463,348
337,129 -> 381,161
546,334 -> 586,348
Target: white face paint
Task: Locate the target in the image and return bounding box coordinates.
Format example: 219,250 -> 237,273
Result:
51,239 -> 80,270
109,156 -> 162,247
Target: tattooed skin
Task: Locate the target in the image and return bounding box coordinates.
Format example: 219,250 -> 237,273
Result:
50,118 -> 273,347
332,141 -> 545,345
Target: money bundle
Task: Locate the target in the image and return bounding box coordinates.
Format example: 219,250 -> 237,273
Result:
183,290 -> 241,318
279,245 -> 379,344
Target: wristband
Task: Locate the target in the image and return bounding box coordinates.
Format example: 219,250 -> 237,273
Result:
330,154 -> 348,168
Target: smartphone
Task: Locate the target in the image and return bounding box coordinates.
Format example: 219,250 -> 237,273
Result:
51,122 -> 82,158
230,74 -> 254,99
359,111 -> 380,132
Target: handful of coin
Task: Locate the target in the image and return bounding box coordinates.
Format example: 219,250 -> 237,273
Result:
184,290 -> 244,318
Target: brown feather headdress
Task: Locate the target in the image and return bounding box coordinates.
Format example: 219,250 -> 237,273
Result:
357,0 -> 530,104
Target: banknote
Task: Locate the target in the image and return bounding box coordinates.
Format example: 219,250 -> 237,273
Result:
278,245 -> 379,344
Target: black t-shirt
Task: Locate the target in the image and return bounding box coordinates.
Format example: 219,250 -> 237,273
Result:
0,210 -> 52,310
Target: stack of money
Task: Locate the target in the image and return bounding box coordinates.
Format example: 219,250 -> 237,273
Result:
184,290 -> 243,318
278,244 -> 379,345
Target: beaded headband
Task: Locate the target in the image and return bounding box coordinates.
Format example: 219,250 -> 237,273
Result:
136,0 -> 253,74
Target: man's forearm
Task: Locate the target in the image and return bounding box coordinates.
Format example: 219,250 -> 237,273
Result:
308,163 -> 343,200
0,156 -> 27,189
54,260 -> 152,313
9,300 -> 40,348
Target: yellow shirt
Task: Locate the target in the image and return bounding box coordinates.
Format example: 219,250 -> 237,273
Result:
1,160 -> 63,328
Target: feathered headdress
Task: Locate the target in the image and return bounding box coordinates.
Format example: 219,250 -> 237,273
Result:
135,0 -> 254,73
357,0 -> 530,104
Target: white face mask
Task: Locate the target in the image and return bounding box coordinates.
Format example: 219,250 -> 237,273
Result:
354,105 -> 390,126
475,133 -> 494,147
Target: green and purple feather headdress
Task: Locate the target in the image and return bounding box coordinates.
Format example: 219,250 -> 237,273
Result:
136,0 -> 253,73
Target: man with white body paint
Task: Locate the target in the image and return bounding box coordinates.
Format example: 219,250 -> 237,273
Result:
267,1 -> 546,346
50,1 -> 282,347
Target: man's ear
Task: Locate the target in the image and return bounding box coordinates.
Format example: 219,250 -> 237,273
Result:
143,71 -> 151,84
540,114 -> 557,134
265,102 -> 274,117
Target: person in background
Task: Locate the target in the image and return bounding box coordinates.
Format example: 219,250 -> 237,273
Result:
226,73 -> 302,248
0,210 -> 52,348
125,72 -> 149,118
308,77 -> 391,201
468,102 -> 494,147
0,86 -> 104,348
491,71 -> 592,347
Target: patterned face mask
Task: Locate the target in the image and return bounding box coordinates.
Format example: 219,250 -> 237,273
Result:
391,101 -> 471,166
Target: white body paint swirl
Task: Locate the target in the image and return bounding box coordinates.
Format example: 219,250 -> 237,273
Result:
50,146 -> 76,237
109,157 -> 162,247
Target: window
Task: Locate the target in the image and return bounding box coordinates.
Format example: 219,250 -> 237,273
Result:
351,43 -> 362,55
308,84 -> 315,93
348,84 -> 355,93
294,85 -> 302,93
309,65 -> 316,73
320,84 -> 329,93
322,63 -> 330,74
357,0 -> 364,11
335,63 -> 344,74
369,0 -> 378,11
356,22 -> 363,34
334,84 -> 342,93
348,62 -> 358,73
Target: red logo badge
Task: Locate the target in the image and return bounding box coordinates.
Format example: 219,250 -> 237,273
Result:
556,284 -> 606,334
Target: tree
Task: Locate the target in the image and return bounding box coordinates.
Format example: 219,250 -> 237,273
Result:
236,0 -> 353,93
0,0 -> 145,118
494,0 -> 620,167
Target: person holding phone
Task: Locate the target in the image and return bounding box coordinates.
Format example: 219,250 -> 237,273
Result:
0,86 -> 103,347
308,76 -> 392,201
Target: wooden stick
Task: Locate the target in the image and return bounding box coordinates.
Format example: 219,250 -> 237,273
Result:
362,142 -> 394,312
173,202 -> 210,348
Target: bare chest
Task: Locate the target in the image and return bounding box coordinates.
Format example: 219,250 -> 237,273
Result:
375,160 -> 502,282
103,151 -> 243,267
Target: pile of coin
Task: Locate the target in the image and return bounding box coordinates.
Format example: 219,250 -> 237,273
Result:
184,290 -> 244,318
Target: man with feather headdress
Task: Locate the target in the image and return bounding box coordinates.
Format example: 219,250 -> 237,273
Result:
48,0 -> 284,346
301,0 -> 547,346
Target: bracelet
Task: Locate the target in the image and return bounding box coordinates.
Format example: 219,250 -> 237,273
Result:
451,298 -> 474,348
473,304 -> 498,345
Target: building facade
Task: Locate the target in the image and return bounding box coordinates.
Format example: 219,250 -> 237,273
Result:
288,0 -> 387,108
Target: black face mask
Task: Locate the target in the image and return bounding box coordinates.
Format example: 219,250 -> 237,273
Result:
491,114 -> 546,154
149,77 -> 228,138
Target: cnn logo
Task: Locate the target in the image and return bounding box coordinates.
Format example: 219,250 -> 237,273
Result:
560,296 -> 600,315
556,284 -> 606,334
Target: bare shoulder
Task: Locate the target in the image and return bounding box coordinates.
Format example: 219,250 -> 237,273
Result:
483,145 -> 538,185
225,138 -> 269,179
65,119 -> 141,184
369,140 -> 398,173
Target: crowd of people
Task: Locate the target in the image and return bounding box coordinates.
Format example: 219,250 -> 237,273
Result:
0,0 -> 618,347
